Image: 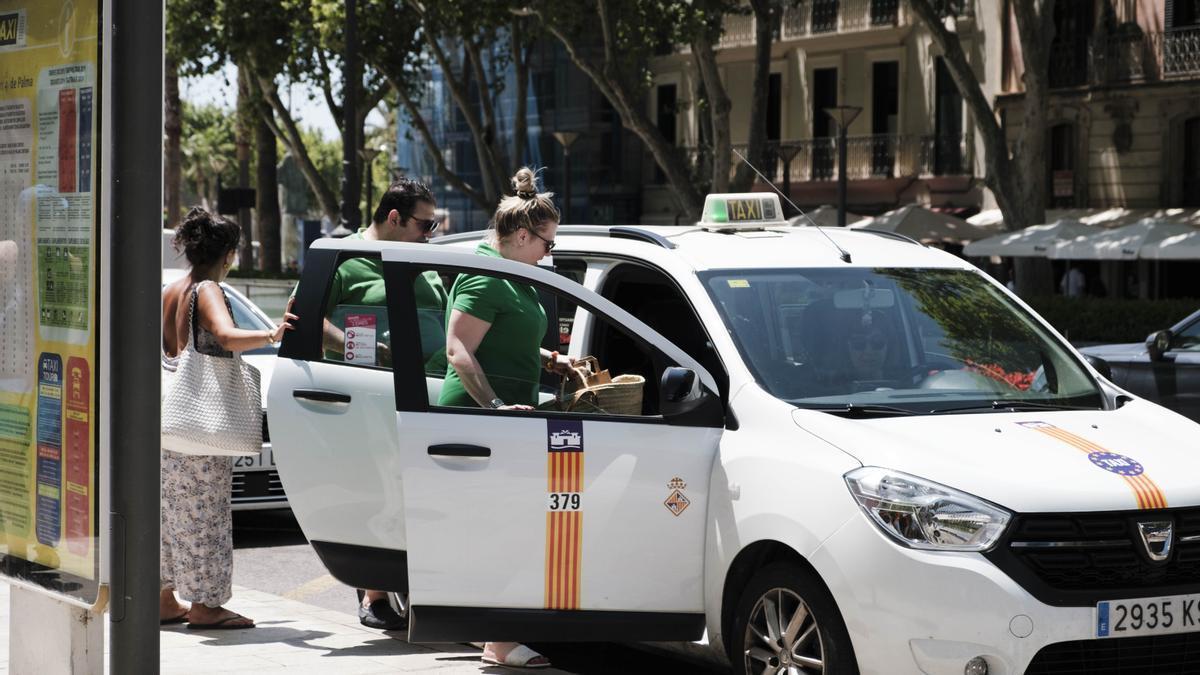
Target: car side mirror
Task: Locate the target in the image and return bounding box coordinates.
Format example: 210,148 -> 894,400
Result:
1146,329 -> 1172,362
1083,353 -> 1112,380
660,367 -> 701,417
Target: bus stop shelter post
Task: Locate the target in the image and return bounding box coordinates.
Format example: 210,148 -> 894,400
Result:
107,0 -> 163,671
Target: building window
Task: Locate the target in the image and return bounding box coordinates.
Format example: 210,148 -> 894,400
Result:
812,0 -> 839,33
767,72 -> 782,142
1048,123 -> 1076,208
1184,117 -> 1200,207
811,68 -> 838,180
871,61 -> 899,177
656,84 -> 677,146
1049,0 -> 1092,88
934,58 -> 964,175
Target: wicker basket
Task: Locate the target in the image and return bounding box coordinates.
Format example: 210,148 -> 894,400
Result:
558,356 -> 645,416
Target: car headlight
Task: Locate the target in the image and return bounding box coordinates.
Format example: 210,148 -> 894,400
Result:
844,467 -> 1011,552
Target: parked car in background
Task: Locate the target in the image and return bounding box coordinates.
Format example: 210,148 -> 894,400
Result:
1080,308 -> 1200,424
162,267 -> 287,511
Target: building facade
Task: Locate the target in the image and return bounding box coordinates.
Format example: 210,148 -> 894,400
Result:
644,0 -> 996,223
395,39 -> 646,231
997,0 -> 1200,210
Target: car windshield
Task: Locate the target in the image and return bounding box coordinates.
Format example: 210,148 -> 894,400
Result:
704,268 -> 1102,414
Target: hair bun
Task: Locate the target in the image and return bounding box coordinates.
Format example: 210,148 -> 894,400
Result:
512,167 -> 537,199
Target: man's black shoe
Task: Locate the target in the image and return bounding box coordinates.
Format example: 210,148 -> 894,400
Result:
358,598 -> 406,631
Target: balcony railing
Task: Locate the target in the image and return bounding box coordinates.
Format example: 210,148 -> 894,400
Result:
1093,28 -> 1200,83
1047,28 -> 1200,88
781,0 -> 906,39
646,134 -> 971,185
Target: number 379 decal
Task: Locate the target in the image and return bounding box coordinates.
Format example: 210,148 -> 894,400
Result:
547,492 -> 582,511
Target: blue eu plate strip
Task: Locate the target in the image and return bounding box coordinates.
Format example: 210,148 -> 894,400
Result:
1097,602 -> 1110,637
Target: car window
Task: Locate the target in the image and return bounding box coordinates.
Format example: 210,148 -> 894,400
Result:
704,267 -> 1102,412
321,255 -> 393,369
1171,318 -> 1200,351
412,265 -> 669,417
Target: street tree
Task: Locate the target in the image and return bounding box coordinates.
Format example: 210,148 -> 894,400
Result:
908,0 -> 1055,234
180,102 -> 238,211
166,0 -> 222,228
729,0 -> 782,192
365,0 -> 537,213
522,0 -> 710,220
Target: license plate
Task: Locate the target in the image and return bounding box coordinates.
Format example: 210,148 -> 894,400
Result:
232,447 -> 274,470
1096,593 -> 1200,638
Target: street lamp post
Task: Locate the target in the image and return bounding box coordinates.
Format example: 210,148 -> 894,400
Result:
824,106 -> 862,227
552,131 -> 579,222
359,144 -> 385,222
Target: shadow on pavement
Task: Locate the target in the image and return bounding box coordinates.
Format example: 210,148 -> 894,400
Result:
232,509 -> 309,548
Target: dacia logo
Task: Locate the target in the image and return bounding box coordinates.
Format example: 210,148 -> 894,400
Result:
0,14 -> 19,46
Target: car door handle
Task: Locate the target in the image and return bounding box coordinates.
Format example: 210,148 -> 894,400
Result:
293,389 -> 352,404
428,444 -> 491,458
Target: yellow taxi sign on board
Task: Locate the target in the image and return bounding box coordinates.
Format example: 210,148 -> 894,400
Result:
700,193 -> 787,231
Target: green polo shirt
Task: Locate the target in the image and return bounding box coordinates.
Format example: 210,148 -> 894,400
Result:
324,230 -> 447,369
438,243 -> 547,408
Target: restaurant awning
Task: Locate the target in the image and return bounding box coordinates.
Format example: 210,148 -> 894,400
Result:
850,204 -> 999,243
967,207 -> 1200,230
1050,218 -> 1198,260
963,219 -> 1098,258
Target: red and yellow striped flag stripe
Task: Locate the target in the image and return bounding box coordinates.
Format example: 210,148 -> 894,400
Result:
1026,424 -> 1167,510
545,451 -> 583,610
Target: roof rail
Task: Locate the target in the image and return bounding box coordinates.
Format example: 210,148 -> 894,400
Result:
609,226 -> 677,249
853,228 -> 924,247
431,225 -> 681,249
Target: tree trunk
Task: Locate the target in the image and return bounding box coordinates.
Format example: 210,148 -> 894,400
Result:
341,0 -> 362,230
236,67 -> 254,268
255,74 -> 340,224
164,56 -> 183,229
255,103 -> 281,273
691,29 -> 732,193
424,35 -> 504,205
731,0 -> 774,191
511,22 -> 532,167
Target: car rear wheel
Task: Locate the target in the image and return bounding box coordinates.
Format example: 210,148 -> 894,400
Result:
731,562 -> 858,675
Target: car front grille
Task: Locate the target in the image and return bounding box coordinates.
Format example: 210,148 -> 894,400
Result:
231,470 -> 285,503
1025,633 -> 1200,674
983,507 -> 1200,606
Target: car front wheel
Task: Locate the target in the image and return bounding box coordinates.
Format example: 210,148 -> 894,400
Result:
731,562 -> 858,675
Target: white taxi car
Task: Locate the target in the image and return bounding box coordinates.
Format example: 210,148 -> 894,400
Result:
269,194 -> 1200,675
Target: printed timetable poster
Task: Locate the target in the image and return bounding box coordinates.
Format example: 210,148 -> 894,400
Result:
0,1 -> 99,604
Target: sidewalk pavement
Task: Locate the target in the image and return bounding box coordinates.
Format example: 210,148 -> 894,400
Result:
0,583 -> 577,674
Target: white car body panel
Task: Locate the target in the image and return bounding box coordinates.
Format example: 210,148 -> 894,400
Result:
268,358 -> 405,548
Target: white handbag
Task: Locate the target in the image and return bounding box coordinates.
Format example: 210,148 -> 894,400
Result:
161,282 -> 262,457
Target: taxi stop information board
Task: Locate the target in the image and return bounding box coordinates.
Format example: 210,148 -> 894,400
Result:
0,2 -> 101,606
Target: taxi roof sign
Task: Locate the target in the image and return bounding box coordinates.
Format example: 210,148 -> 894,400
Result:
700,193 -> 787,231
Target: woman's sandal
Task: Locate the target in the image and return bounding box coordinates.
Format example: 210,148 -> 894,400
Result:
481,643 -> 551,669
186,612 -> 255,630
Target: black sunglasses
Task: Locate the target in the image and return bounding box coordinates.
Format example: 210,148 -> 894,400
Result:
524,225 -> 556,253
409,216 -> 440,233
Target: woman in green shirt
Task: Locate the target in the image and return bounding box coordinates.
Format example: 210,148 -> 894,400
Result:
439,168 -> 576,669
440,167 -> 576,411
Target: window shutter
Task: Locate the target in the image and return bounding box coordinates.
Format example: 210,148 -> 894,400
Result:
1165,0 -> 1176,29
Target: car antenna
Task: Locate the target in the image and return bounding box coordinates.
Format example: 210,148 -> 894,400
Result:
732,148 -> 851,263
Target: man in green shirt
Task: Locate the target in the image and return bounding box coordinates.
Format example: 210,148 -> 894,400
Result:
320,180 -> 447,372
317,179 -> 444,631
